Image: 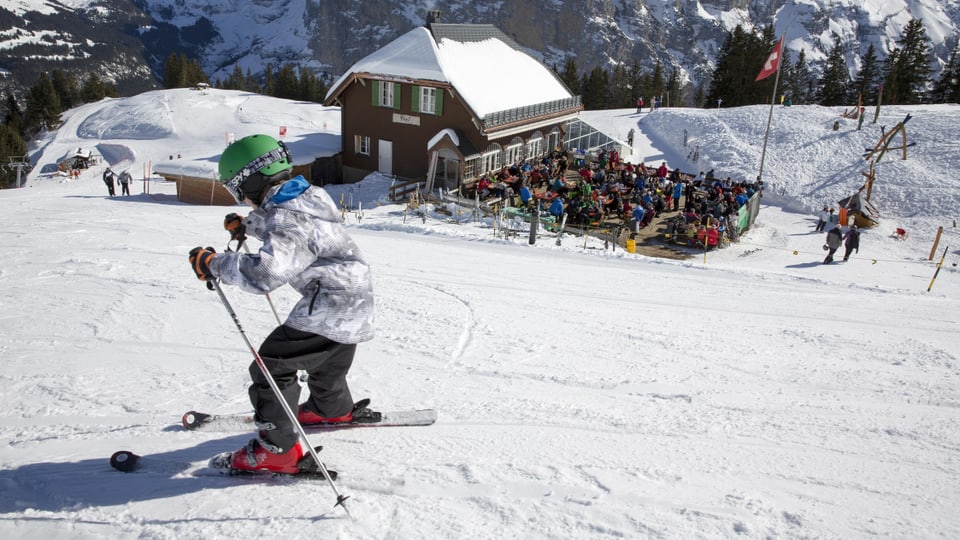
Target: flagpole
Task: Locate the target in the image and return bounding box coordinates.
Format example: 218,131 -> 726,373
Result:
757,36 -> 784,183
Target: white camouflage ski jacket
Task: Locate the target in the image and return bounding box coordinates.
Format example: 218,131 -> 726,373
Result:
210,176 -> 374,344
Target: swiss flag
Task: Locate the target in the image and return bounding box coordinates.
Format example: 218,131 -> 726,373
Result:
755,37 -> 784,81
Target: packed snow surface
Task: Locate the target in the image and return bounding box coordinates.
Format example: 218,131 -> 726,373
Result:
1,88 -> 958,539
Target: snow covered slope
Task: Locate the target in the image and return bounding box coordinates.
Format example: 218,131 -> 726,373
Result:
2,90 -> 958,538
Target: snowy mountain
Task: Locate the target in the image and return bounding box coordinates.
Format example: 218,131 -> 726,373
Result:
2,0 -> 959,99
2,88 -> 959,538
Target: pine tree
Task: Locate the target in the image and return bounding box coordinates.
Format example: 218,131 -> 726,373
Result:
263,64 -> 275,97
609,64 -> 632,108
245,68 -> 262,94
163,53 -> 209,89
693,85 -> 705,108
792,49 -> 816,103
0,123 -> 27,188
557,57 -> 580,95
627,60 -> 643,104
818,35 -> 851,106
298,69 -> 326,103
649,60 -> 665,104
580,66 -> 610,110
706,25 -> 769,107
635,68 -> 652,105
666,66 -> 683,107
778,49 -> 796,101
852,43 -> 882,104
273,64 -> 300,100
882,18 -> 933,104
185,59 -> 210,88
25,72 -> 61,134
162,53 -> 184,89
931,42 -> 960,103
223,64 -> 247,91
80,73 -> 107,103
51,70 -> 81,111
4,90 -> 25,136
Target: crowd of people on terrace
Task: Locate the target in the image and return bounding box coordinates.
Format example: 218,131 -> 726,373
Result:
464,148 -> 763,250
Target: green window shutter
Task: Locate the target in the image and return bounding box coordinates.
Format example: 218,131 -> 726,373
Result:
393,83 -> 401,110
371,80 -> 379,106
435,89 -> 443,116
411,85 -> 420,113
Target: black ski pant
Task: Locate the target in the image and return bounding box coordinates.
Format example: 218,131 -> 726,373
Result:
824,247 -> 839,264
249,325 -> 355,451
120,182 -> 130,195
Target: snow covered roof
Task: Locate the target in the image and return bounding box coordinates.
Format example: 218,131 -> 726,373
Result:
325,25 -> 574,119
326,27 -> 446,89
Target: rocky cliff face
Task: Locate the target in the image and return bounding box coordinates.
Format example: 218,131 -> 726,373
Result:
1,0 -> 958,101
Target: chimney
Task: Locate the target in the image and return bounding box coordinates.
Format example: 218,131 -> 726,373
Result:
426,10 -> 441,26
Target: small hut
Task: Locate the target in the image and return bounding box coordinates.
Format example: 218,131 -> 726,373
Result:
838,191 -> 879,228
154,162 -> 324,206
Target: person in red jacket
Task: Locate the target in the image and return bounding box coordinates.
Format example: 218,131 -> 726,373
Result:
707,226 -> 720,249
656,162 -> 668,181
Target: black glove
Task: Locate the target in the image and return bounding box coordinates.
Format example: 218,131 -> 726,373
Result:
188,246 -> 217,281
224,213 -> 246,244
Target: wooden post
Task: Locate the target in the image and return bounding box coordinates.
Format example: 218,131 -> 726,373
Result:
929,226 -> 943,260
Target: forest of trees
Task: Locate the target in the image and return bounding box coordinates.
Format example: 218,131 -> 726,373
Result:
561,18 -> 959,111
3,18 -> 958,188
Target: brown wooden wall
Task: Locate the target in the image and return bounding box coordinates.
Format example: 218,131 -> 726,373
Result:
339,78 -> 570,183
170,175 -> 238,206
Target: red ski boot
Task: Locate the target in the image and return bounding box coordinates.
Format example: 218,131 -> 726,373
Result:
297,406 -> 353,425
229,437 -> 305,474
297,399 -> 381,425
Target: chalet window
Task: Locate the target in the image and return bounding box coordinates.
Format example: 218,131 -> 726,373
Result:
422,87 -> 436,114
504,137 -> 523,166
371,80 -> 400,109
525,132 -> 544,159
412,85 -> 443,116
355,135 -> 370,156
464,157 -> 479,180
480,143 -> 502,175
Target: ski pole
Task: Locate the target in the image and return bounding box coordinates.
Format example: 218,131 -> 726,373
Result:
927,245 -> 949,292
208,279 -> 354,519
224,216 -> 284,326
239,243 -> 283,325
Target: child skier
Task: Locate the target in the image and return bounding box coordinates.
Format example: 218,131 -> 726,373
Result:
188,134 -> 375,474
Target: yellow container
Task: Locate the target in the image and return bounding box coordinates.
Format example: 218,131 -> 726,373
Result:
626,239 -> 636,253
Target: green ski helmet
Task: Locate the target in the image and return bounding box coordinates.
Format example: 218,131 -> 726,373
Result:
218,134 -> 292,203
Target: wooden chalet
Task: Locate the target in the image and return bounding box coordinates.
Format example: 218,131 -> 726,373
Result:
323,11 -> 582,194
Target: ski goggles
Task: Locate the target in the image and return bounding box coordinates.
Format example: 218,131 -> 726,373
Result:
223,141 -> 290,202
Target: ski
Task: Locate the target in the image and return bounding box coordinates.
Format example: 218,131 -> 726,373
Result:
555,212 -> 568,246
109,448 -> 338,481
528,203 -> 539,245
181,399 -> 437,432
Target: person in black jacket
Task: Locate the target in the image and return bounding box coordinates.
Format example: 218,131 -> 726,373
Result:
102,167 -> 115,196
843,225 -> 861,262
